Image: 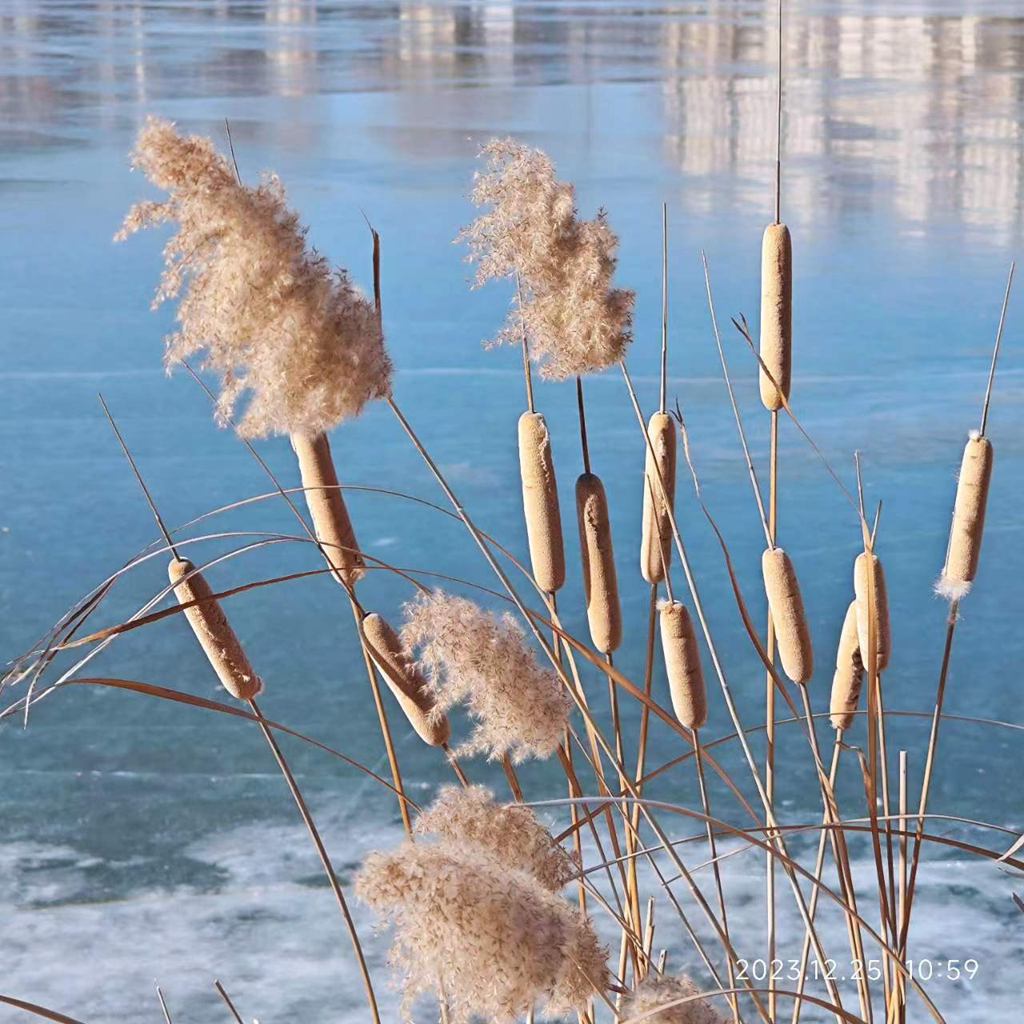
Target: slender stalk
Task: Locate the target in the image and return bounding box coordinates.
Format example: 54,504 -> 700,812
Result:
213,981 -> 245,1024
576,376 -> 592,475
156,987 -> 172,1024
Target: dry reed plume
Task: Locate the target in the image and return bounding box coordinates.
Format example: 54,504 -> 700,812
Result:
621,973 -> 725,1024
117,116 -> 391,438
459,138 -> 634,380
414,785 -> 576,891
355,842 -> 608,1023
640,412 -> 677,584
658,599 -> 707,730
829,600 -> 863,731
761,546 -> 814,684
518,411 -> 567,593
937,431 -> 994,600
399,590 -> 570,762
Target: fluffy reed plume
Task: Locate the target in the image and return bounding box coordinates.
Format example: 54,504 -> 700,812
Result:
576,472 -> 623,654
829,600 -> 864,731
361,613 -> 450,747
459,138 -> 634,380
621,973 -> 725,1024
414,785 -> 576,891
292,432 -> 364,588
761,547 -> 814,684
658,600 -> 707,730
937,431 -> 994,600
117,116 -> 391,438
758,223 -> 793,411
356,842 -> 608,1022
168,558 -> 262,700
399,591 -> 570,762
518,412 -> 566,593
641,411 -> 677,584
853,551 -> 891,671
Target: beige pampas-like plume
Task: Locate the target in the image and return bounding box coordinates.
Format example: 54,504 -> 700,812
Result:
620,973 -> 725,1024
399,591 -> 570,762
356,842 -> 608,1023
761,546 -> 814,684
414,785 -> 576,891
829,600 -> 863,731
459,138 -> 634,380
117,116 -> 391,438
518,411 -> 566,593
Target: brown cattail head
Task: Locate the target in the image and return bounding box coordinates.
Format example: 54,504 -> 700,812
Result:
518,411 -> 566,593
640,411 -> 677,584
758,222 -> 793,411
167,557 -> 262,700
761,546 -> 814,684
658,600 -> 707,730
830,600 -> 864,732
621,973 -> 726,1024
937,432 -> 994,601
854,551 -> 892,672
291,431 -> 364,588
361,613 -> 449,747
576,472 -> 622,654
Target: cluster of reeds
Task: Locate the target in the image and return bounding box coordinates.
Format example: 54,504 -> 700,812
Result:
1,106 -> 1019,1024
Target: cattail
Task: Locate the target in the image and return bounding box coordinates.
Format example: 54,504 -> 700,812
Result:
414,785 -> 576,891
761,546 -> 813,684
518,411 -> 566,593
167,558 -> 262,700
640,411 -> 677,584
576,472 -> 622,654
937,432 -> 994,601
758,223 -> 792,411
361,613 -> 449,747
658,600 -> 707,730
854,551 -> 892,671
290,432 -> 364,588
621,973 -> 726,1024
830,601 -> 864,731
356,842 -> 608,1022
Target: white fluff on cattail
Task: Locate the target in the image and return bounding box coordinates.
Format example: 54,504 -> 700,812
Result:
117,116 -> 391,438
459,138 -> 634,380
356,842 -> 608,1023
399,591 -> 570,763
620,973 -> 725,1024
414,785 -> 576,891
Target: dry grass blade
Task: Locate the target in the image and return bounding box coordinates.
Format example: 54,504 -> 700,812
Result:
0,996 -> 89,1024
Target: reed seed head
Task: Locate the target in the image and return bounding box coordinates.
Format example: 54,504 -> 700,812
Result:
759,222 -> 793,411
854,551 -> 891,672
399,591 -> 570,763
658,600 -> 707,730
118,116 -> 391,438
518,411 -> 566,593
829,600 -> 863,732
168,557 -> 262,700
414,785 -> 576,891
621,973 -> 725,1024
761,546 -> 814,684
937,432 -> 994,601
576,472 -> 623,654
459,138 -> 634,380
356,842 -> 608,1022
641,411 -> 677,584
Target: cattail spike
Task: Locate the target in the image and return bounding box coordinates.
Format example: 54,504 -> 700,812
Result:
759,222 -> 792,411
576,472 -> 622,654
937,433 -> 993,601
830,600 -> 863,731
291,431 -> 365,588
854,551 -> 892,672
640,412 -> 677,584
658,600 -> 707,730
761,546 -> 813,683
361,613 -> 450,747
518,412 -> 566,593
168,558 -> 262,700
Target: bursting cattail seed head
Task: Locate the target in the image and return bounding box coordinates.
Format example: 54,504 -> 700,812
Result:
621,973 -> 726,1024
854,551 -> 892,671
361,613 -> 449,747
937,432 -> 994,601
291,431 -> 364,588
518,411 -> 566,593
658,600 -> 707,730
830,600 -> 864,732
762,546 -> 814,684
640,411 -> 677,584
168,558 -> 262,700
576,472 -> 623,654
759,222 -> 793,411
